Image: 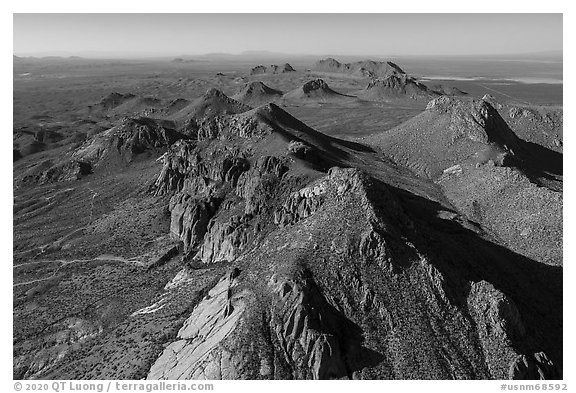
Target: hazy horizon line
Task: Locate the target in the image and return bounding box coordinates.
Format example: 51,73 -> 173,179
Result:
13,48 -> 564,60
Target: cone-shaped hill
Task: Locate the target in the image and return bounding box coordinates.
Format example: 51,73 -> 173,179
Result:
364,95 -> 526,179
282,79 -> 355,103
169,88 -> 252,125
232,81 -> 283,107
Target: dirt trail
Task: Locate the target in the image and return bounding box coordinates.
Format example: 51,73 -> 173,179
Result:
13,254 -> 146,288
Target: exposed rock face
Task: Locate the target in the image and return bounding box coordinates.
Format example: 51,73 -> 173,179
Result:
302,79 -> 331,94
21,160 -> 93,185
194,215 -> 251,263
267,273 -> 349,379
236,156 -> 288,215
154,140 -> 251,196
364,96 -> 526,179
147,272 -> 253,379
14,55 -> 562,382
431,84 -> 468,96
169,194 -> 221,252
313,58 -> 463,100
274,181 -> 326,226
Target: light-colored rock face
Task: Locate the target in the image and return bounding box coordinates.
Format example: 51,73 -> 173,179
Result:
147,273 -> 251,380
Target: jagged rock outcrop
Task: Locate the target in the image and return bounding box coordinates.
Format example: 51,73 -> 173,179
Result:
274,181 -> 325,226
194,215 -> 251,263
236,156 -> 288,215
169,194 -> 221,252
154,141 -> 250,197
280,63 -> 295,73
267,273 -> 349,379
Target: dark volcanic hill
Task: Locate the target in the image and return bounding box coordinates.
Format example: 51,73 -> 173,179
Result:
249,63 -> 296,75
283,79 -> 355,102
357,75 -> 439,101
232,81 -> 283,106
17,96 -> 562,381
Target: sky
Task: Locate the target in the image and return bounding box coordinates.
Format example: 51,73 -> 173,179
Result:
13,13 -> 563,58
